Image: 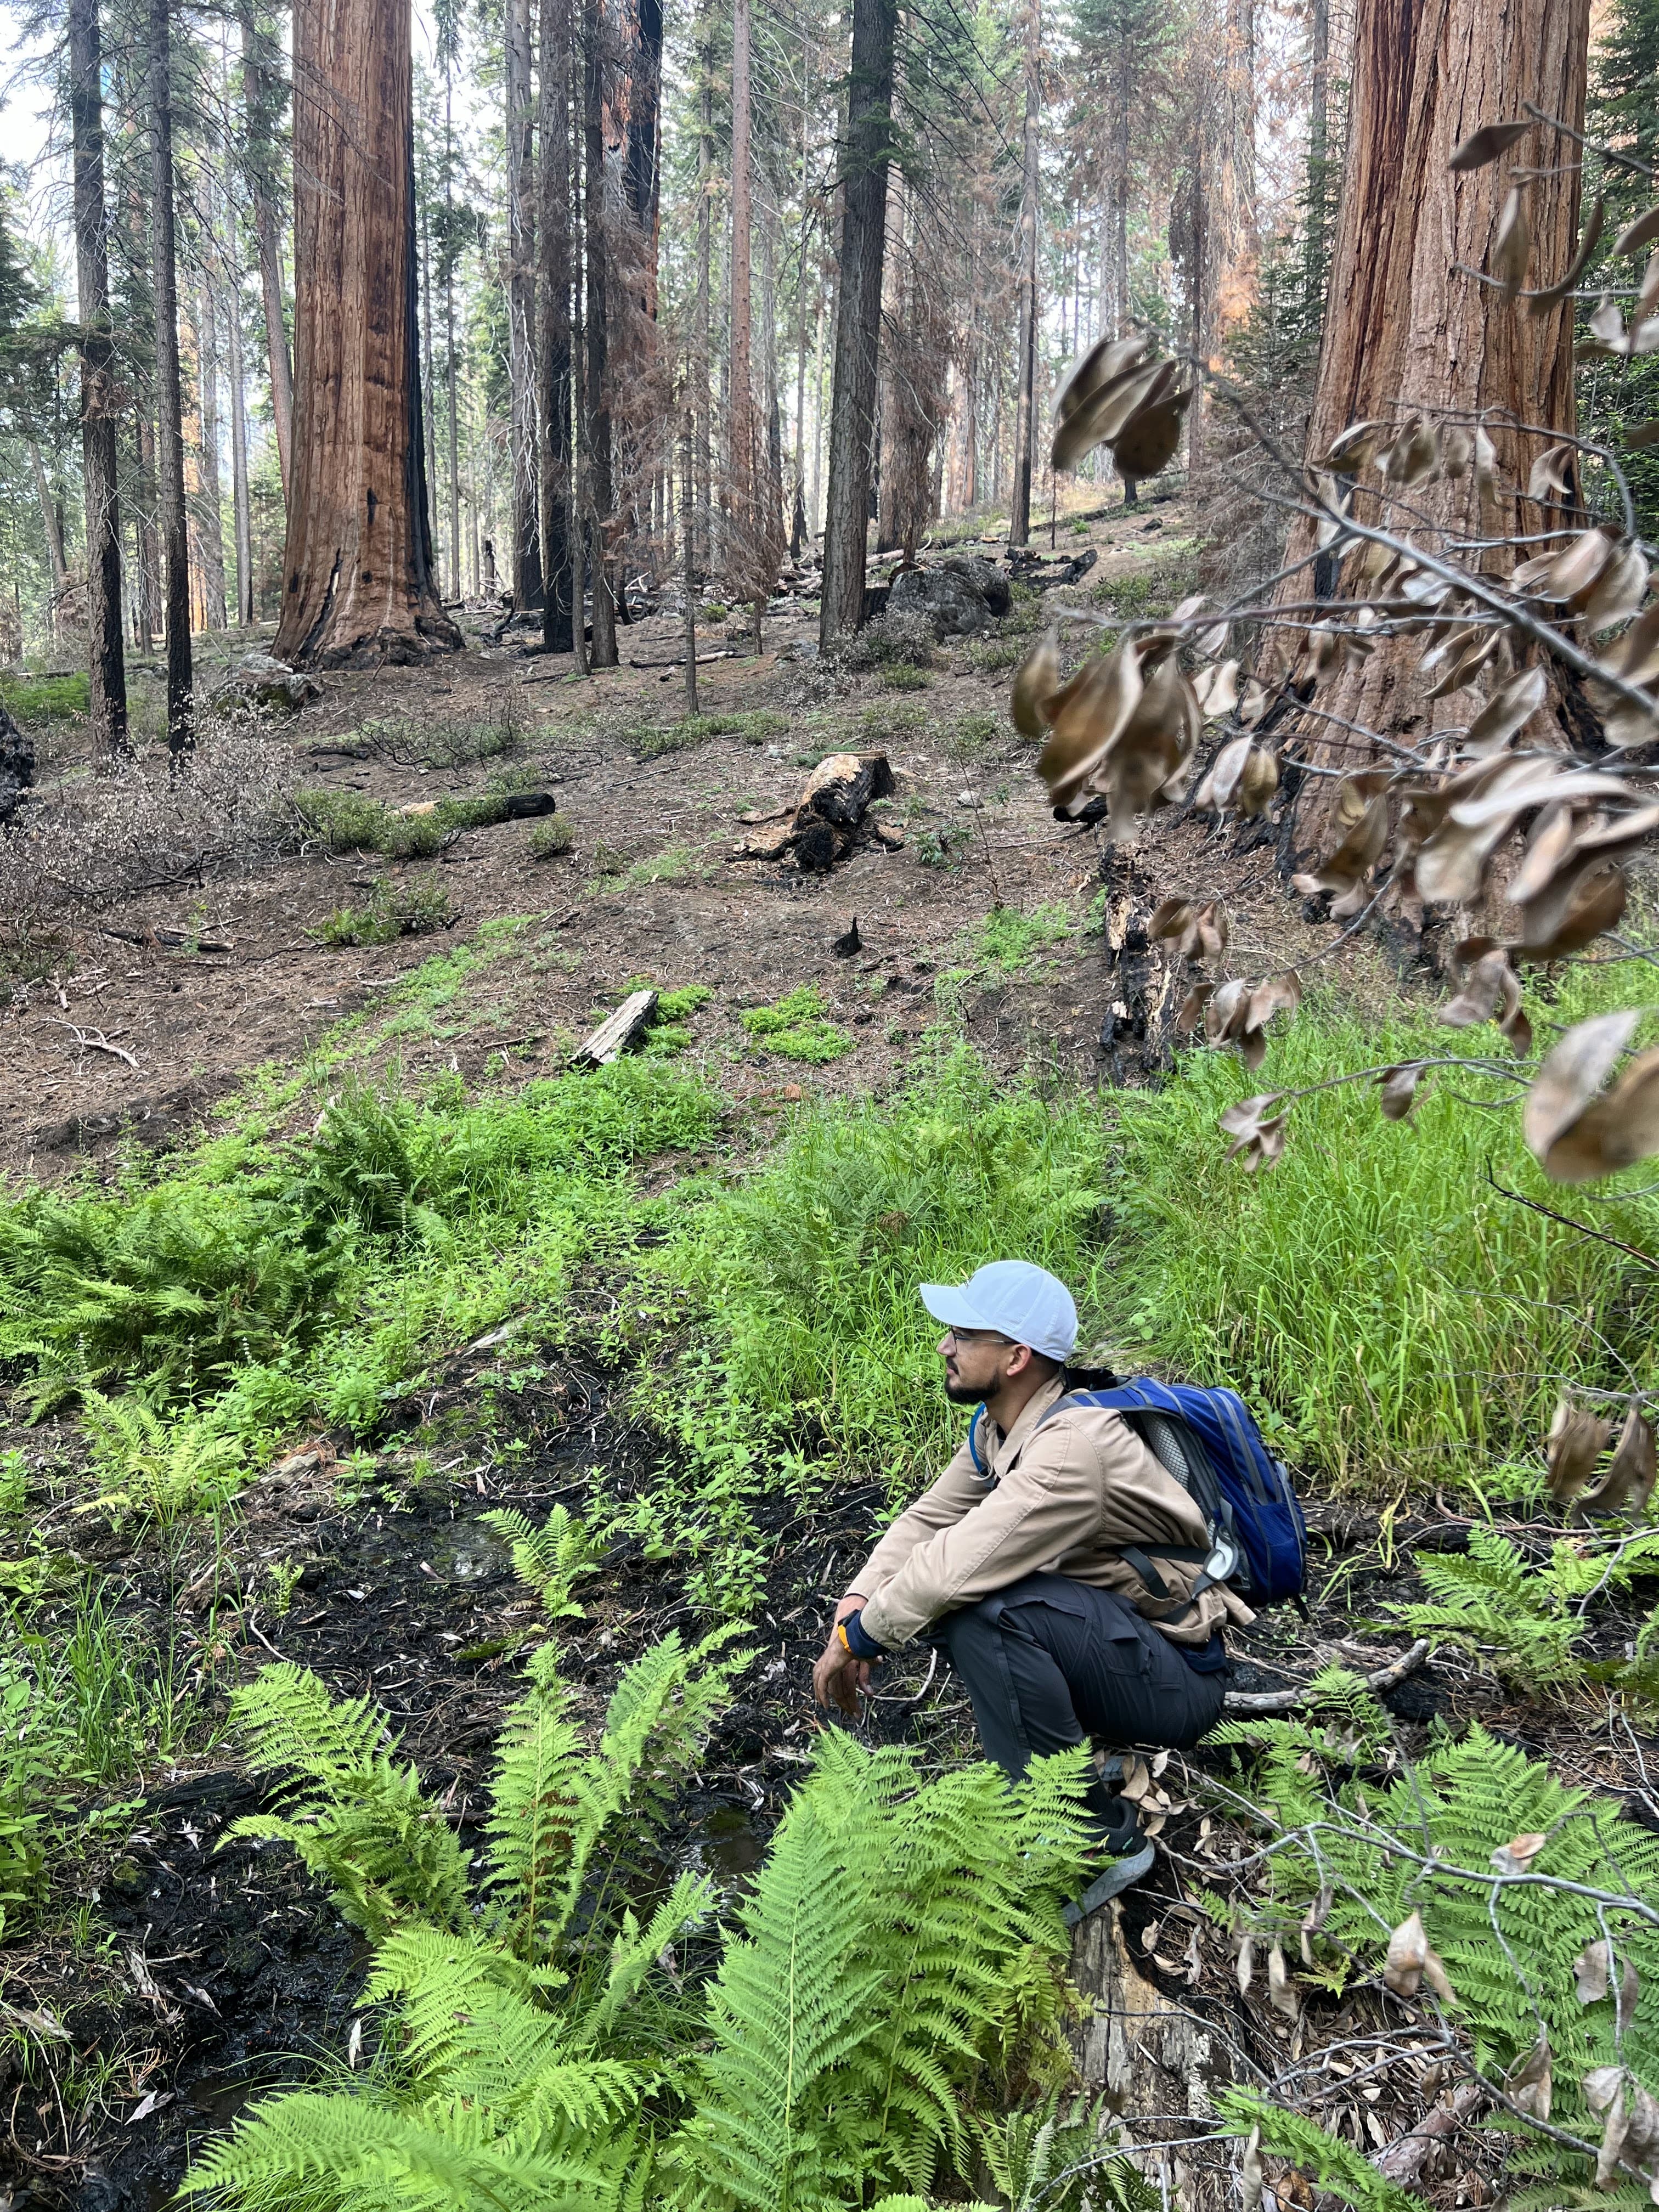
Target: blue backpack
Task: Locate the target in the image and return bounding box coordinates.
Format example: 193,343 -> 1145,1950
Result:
971,1377 -> 1307,1613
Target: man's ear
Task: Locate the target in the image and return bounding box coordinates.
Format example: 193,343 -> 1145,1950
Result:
1003,1341 -> 1036,1380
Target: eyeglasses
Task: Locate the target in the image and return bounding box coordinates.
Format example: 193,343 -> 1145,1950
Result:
941,1327 -> 1012,1347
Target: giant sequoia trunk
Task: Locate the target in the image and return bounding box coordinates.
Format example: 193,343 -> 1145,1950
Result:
1282,0 -> 1590,836
275,0 -> 460,668
507,0 -> 543,610
1008,0 -> 1041,548
68,0 -> 128,755
819,0 -> 898,644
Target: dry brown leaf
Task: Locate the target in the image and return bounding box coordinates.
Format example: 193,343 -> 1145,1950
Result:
1464,665 -> 1547,757
1196,734 -> 1253,811
1512,864 -> 1628,962
1267,1940 -> 1300,2019
1589,294 -> 1629,353
1112,382 -> 1192,480
1239,747 -> 1280,819
1493,185 -> 1533,298
1452,766 -> 1637,828
1240,2126 -> 1264,2212
1615,205 -> 1659,257
1177,980 -> 1216,1036
1321,419 -> 1391,475
1384,1910 -> 1430,1996
1242,972 -> 1303,1072
1449,119 -> 1531,170
1378,1062 -> 1431,1120
1292,772 -> 1392,901
1423,1945 -> 1458,2005
1527,1023 -> 1659,1183
1205,977 -> 1252,1049
1490,1831 -> 1548,1874
1438,946 -> 1531,1054
1475,425 -> 1500,505
1090,655 -> 1201,838
1220,1093 -> 1290,1171
1583,1405 -> 1659,1520
1575,1938 -> 1642,2031
1530,196 -> 1608,312
1528,442 -> 1576,503
1192,659 -> 1241,721
1010,627 -> 1062,739
1237,1933 -> 1256,1997
1383,414 -> 1441,485
1547,1395 -> 1615,1506
1051,353 -> 1163,471
1414,754 -> 1549,905
1441,425 -> 1476,478
1585,542 -> 1651,630
1053,332 -> 1152,424
1585,2067 -> 1659,2193
1512,809 -> 1659,948
1035,638 -> 1143,811
1548,526 -> 1620,607
1507,2036 -> 1553,2121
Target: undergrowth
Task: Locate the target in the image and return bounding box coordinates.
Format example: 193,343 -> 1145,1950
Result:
1110,974 -> 1659,1488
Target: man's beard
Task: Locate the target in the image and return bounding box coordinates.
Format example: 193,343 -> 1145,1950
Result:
943,1374 -> 981,1405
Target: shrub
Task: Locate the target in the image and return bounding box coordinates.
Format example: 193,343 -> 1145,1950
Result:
739,985 -> 854,1065
527,814 -> 574,859
0,672 -> 91,725
915,821 -> 972,869
631,709 -> 790,758
834,607 -> 938,672
882,661 -> 932,691
315,874 -> 459,947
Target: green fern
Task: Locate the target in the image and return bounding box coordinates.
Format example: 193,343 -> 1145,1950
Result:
1385,1523 -> 1659,1692
75,1391 -> 247,1525
223,1662 -> 472,1940
1216,2090 -> 1432,2212
966,2093 -> 1159,2212
480,1504 -> 606,1623
1209,1713 -> 1659,2124
667,1735 -> 1094,2210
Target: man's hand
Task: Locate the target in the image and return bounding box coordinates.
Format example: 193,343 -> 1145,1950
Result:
812,1592 -> 872,1717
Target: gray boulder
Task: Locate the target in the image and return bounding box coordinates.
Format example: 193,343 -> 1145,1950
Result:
943,553 -> 1013,618
888,563 -> 993,639
214,650 -> 321,716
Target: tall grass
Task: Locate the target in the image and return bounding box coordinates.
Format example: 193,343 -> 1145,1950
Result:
1109,970 -> 1659,1490
636,1053 -> 1114,1605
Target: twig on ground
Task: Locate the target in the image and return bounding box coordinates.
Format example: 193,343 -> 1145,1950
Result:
38,1017 -> 140,1068
1222,1637 -> 1430,1713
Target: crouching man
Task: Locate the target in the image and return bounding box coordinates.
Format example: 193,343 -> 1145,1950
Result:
811,1260 -> 1249,1909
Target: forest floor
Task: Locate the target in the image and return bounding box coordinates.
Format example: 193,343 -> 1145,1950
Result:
2,493 -> 1656,2212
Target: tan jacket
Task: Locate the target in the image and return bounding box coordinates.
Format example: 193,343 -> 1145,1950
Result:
856,1374 -> 1256,1651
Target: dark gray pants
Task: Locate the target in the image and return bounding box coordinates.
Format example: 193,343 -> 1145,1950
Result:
936,1572 -> 1228,1785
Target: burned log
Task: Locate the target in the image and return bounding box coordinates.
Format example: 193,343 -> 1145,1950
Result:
738,752 -> 899,871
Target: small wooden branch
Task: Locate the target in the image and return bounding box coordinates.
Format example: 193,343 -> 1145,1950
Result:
573,989 -> 656,1066
39,1017 -> 140,1069
1222,1637 -> 1430,1714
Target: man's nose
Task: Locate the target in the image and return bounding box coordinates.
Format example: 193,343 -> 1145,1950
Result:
938,1335 -> 952,1357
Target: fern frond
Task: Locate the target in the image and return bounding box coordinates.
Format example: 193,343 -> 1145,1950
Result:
1216,2090 -> 1432,2212
225,1663 -> 470,1938
480,1505 -> 605,1622
571,1871 -> 715,2054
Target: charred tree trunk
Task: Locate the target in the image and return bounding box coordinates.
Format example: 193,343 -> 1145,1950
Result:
225,246 -> 255,625
1281,0 -> 1590,847
276,0 -> 460,667
693,6 -> 714,571
150,0 -> 193,752
241,0 -> 294,508
508,0 -> 543,609
538,0 -> 575,650
583,0 -> 618,667
819,0 -> 898,643
1009,0 -> 1041,548
69,0 -> 128,752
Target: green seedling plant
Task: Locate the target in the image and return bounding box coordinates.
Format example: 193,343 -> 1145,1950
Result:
75,1394 -> 247,1526
481,1504 -> 607,1623
740,986 -> 854,1065
527,814 -> 575,859
316,874 -> 458,947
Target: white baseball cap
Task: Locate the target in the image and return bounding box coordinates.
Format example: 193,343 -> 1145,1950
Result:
921,1261 -> 1079,1362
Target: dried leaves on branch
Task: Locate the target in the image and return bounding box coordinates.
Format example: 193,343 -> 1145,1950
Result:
1009,105 -> 1659,1187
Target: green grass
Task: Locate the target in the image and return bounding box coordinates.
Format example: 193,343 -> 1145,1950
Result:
973,901 -> 1074,973
0,672 -> 90,725
1108,972 -> 1659,1489
882,662 -> 933,692
527,815 -> 574,860
739,986 -> 854,1065
630,710 -> 789,758
626,1052 -> 1113,1606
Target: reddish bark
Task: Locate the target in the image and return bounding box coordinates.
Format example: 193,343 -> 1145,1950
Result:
275,0 -> 459,668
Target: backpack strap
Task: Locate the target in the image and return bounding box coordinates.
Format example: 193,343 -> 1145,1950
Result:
966,1402 -> 989,1476
1038,1387 -> 1221,1620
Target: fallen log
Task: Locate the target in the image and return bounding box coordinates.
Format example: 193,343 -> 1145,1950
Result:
736,752 -> 896,871
574,989 -> 657,1066
1222,1637 -> 1430,1714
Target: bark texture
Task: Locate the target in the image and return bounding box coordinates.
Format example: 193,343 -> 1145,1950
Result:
275,0 -> 460,668
538,0 -> 575,651
1009,0 -> 1041,548
1283,0 -> 1590,830
240,2 -> 295,505
150,0 -> 194,752
67,0 -> 129,753
507,0 -> 543,608
819,0 -> 898,644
